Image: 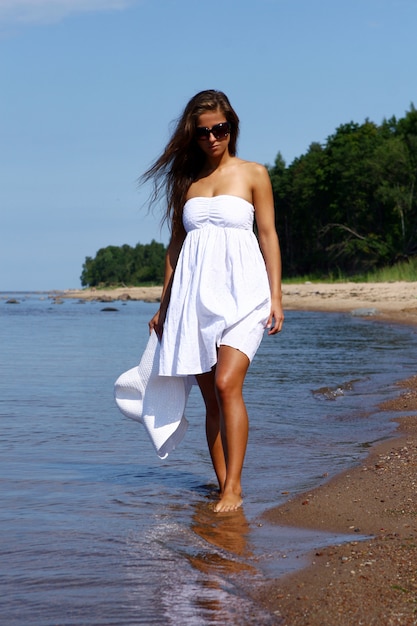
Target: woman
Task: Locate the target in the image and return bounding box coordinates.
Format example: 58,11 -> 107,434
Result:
145,90 -> 284,512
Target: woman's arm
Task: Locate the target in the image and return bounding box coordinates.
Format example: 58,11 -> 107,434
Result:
149,225 -> 186,337
251,163 -> 284,335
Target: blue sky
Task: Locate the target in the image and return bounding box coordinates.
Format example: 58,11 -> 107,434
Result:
1,0 -> 416,291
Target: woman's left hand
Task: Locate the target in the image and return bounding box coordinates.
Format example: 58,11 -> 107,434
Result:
266,298 -> 284,335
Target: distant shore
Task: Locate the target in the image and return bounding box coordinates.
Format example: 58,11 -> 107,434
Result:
61,281 -> 417,325
61,285 -> 163,303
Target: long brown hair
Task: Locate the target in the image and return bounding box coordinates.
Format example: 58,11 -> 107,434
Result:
142,90 -> 240,236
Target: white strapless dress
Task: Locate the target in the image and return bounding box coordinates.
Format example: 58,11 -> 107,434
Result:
159,195 -> 271,376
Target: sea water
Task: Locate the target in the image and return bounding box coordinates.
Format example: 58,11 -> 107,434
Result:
1,294 -> 416,625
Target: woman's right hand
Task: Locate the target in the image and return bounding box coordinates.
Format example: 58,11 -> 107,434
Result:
149,309 -> 164,339
149,230 -> 185,341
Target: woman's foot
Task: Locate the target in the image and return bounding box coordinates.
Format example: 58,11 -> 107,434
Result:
214,489 -> 243,513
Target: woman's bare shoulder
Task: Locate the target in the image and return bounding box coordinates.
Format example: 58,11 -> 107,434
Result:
237,160 -> 270,187
238,159 -> 268,175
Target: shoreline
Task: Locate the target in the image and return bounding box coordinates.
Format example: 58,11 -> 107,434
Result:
60,285 -> 163,303
248,281 -> 417,624
59,280 -> 417,324
4,280 -> 416,324
253,379 -> 417,624
244,283 -> 417,626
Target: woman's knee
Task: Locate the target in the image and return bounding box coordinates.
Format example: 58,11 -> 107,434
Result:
215,371 -> 242,403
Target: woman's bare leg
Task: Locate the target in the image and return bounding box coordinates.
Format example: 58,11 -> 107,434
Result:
196,369 -> 227,493
213,345 -> 250,512
196,347 -> 250,513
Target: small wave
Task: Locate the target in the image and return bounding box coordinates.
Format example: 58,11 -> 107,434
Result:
312,379 -> 361,400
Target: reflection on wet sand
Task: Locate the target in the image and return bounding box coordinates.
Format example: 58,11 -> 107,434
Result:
186,501 -> 260,621
189,501 -> 257,575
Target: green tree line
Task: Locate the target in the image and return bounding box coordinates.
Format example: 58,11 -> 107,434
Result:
81,105 -> 417,286
80,240 -> 166,287
270,104 -> 417,277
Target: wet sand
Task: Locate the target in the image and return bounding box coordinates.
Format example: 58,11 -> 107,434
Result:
63,282 -> 417,624
254,379 -> 417,625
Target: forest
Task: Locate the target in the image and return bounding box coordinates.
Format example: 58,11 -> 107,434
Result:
271,104 -> 417,277
80,106 -> 417,287
80,240 -> 166,287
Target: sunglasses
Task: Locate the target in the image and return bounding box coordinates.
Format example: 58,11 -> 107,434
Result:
195,122 -> 231,141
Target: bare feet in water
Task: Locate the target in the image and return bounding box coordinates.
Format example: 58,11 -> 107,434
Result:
214,489 -> 243,513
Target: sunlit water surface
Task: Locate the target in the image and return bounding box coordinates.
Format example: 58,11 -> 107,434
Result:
1,294 -> 416,625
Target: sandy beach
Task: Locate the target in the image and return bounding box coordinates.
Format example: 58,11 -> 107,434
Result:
62,282 -> 417,624
62,280 -> 417,323
253,381 -> 417,625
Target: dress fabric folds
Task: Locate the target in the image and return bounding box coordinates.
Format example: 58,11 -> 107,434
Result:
159,195 -> 271,376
